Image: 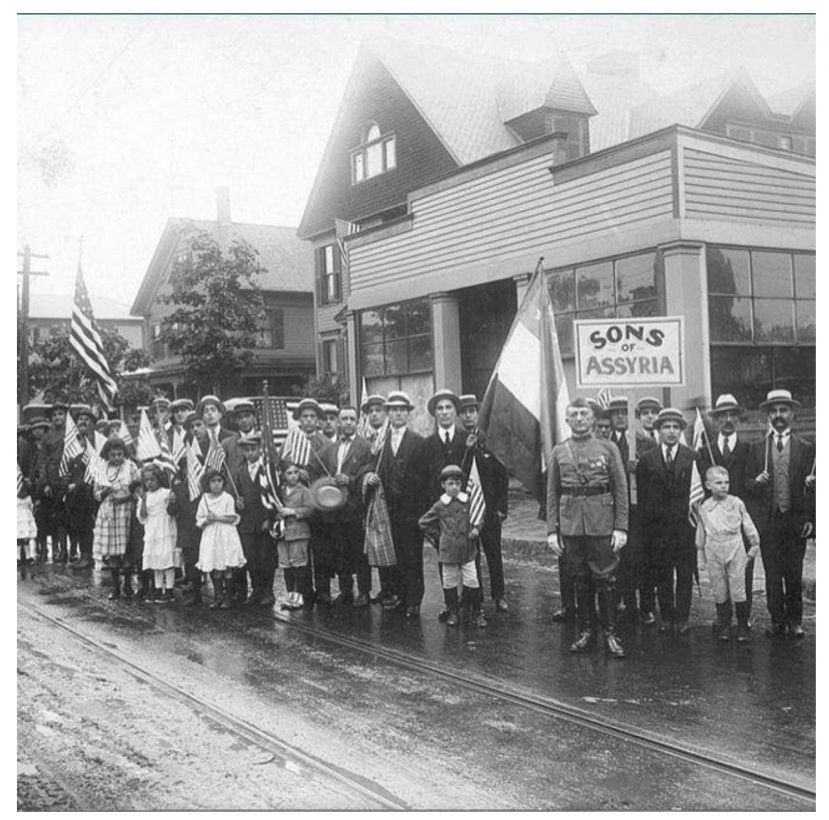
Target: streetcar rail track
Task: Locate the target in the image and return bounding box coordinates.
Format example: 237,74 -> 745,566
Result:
19,601 -> 410,811
22,578 -> 816,807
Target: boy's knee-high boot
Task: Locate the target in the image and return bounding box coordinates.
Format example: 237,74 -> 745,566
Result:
107,568 -> 121,599
735,601 -> 751,642
209,572 -> 223,610
468,586 -> 487,628
443,587 -> 460,626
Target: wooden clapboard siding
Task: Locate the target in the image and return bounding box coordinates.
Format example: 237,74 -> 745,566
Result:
270,294 -> 315,359
683,148 -> 815,224
350,150 -> 674,295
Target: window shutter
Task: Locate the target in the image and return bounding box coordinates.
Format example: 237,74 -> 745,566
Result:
272,309 -> 284,350
314,248 -> 324,305
337,335 -> 346,376
333,242 -> 342,302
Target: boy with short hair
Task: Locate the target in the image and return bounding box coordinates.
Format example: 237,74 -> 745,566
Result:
418,464 -> 485,628
696,465 -> 761,642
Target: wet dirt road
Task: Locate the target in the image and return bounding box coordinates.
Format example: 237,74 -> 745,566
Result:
17,561 -> 815,811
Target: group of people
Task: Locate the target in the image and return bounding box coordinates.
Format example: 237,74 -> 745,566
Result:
548,389 -> 815,658
16,385 -> 815,657
15,389 -> 508,628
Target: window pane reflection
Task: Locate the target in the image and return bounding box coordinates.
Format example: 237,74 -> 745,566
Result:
617,299 -> 659,319
752,251 -> 793,298
616,253 -> 657,303
796,301 -> 816,343
794,255 -> 816,298
576,262 -> 613,309
361,343 -> 384,376
707,247 -> 750,295
548,269 -> 575,312
708,296 -> 753,342
753,299 -> 795,342
360,310 -> 383,344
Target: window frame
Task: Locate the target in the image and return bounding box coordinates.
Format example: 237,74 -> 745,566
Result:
315,243 -> 341,306
358,297 -> 433,379
350,123 -> 398,185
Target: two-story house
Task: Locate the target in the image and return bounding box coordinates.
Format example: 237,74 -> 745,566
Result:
299,37 -> 814,435
131,189 -> 316,400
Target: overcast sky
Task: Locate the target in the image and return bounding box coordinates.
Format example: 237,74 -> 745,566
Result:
17,13 -> 815,310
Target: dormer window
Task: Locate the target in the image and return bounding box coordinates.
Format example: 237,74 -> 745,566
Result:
351,121 -> 397,184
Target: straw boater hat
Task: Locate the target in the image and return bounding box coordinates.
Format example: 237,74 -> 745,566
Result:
653,407 -> 687,430
21,403 -> 51,424
196,395 -> 225,416
46,401 -> 69,416
229,399 -> 255,415
708,394 -> 743,416
607,396 -> 629,413
152,396 -> 171,408
319,402 -> 340,417
427,389 -> 462,416
71,404 -> 97,421
182,411 -> 198,429
385,391 -> 414,410
636,396 -> 662,413
361,393 -> 386,412
169,398 -> 194,413
459,394 -> 479,410
292,397 -> 322,420
28,417 -> 51,431
759,389 -> 800,411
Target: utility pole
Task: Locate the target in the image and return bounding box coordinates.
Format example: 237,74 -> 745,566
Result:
17,244 -> 49,412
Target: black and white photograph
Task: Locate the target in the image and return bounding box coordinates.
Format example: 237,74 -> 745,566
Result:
16,8 -> 816,811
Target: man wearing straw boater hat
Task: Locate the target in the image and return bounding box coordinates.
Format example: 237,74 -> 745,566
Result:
744,389 -> 814,639
360,393 -> 387,446
636,407 -> 698,636
364,391 -> 428,617
698,394 -> 756,637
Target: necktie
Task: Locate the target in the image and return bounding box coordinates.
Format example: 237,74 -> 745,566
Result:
444,430 -> 450,445
722,439 -> 731,460
665,446 -> 674,468
777,436 -> 784,453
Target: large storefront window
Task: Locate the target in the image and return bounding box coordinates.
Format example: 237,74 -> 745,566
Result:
548,250 -> 663,354
707,246 -> 815,408
359,298 -> 432,377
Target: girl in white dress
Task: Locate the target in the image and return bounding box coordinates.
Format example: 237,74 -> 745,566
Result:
196,469 -> 246,609
137,464 -> 180,604
17,464 -> 37,564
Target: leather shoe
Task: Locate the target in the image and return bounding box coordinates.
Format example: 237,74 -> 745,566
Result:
570,630 -> 593,653
475,611 -> 488,628
353,593 -> 370,608
404,606 -> 420,620
334,592 -> 354,606
382,595 -> 402,611
446,611 -> 459,627
494,598 -> 509,612
658,620 -> 673,635
551,607 -> 570,622
243,593 -> 261,606
765,623 -> 785,638
788,623 -> 805,639
259,593 -> 275,607
370,592 -> 387,604
604,631 -> 625,658
640,610 -> 656,626
676,621 -> 690,636
316,591 -> 333,607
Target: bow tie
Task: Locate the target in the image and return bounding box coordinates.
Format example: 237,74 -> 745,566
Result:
341,436 -> 353,444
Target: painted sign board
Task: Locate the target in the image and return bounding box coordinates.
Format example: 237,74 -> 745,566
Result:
574,316 -> 685,387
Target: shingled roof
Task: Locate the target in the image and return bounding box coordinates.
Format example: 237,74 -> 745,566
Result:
131,218 -> 313,316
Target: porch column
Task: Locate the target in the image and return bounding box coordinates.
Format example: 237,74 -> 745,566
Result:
659,241 -> 709,410
430,292 -> 462,392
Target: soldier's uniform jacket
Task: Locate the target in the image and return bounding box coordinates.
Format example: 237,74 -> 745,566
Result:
547,435 -> 628,537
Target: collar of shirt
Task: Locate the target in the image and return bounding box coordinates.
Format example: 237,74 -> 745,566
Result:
718,432 -> 737,451
247,458 -> 263,476
440,491 -> 468,505
439,426 -> 455,443
775,430 -> 792,443
662,443 -> 676,461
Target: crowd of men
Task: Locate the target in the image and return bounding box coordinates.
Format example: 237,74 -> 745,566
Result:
17,385 -> 814,656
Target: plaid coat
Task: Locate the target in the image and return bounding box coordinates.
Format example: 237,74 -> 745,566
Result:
93,459 -> 140,557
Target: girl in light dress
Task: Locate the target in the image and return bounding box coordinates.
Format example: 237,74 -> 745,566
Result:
195,469 -> 246,609
93,438 -> 141,599
17,464 -> 37,564
137,463 -> 180,604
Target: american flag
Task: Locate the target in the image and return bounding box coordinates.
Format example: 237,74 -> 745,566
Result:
155,425 -> 180,480
171,427 -> 186,466
357,377 -> 371,439
115,419 -> 133,446
596,387 -> 612,409
17,464 -> 25,497
250,396 -> 292,449
94,430 -> 108,454
204,429 -> 226,473
185,438 -> 204,501
688,408 -> 706,527
83,437 -> 104,484
281,425 -> 311,467
334,217 -> 358,272
135,408 -> 161,462
69,264 -> 118,411
467,457 -> 487,529
59,411 -> 84,478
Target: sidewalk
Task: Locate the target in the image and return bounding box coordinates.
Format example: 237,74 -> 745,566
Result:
501,484 -> 817,603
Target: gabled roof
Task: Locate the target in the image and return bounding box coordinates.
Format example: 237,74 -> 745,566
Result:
131,218 -> 313,316
30,292 -> 138,322
767,80 -> 816,126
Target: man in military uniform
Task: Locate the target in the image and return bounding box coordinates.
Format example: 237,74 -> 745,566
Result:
547,398 -> 628,657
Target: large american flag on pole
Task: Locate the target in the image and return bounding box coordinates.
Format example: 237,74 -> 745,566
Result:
59,411 -> 84,478
688,408 -> 707,527
70,264 -> 118,411
334,217 -> 358,273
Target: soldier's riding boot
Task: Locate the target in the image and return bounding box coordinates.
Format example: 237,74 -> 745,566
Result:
715,602 -> 732,641
107,568 -> 121,599
571,581 -> 593,653
598,585 -> 625,658
735,602 -> 751,642
444,588 -> 460,627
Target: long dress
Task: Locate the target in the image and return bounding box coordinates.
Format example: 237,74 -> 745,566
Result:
195,491 -> 246,573
93,460 -> 140,561
138,488 -> 180,571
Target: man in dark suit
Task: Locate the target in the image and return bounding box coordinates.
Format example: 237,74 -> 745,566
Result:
309,406 -> 375,606
233,433 -> 277,606
459,394 -> 510,612
37,402 -> 70,563
636,408 -> 699,635
221,399 -> 257,475
607,396 -> 657,624
743,389 -> 814,638
697,393 -> 755,631
364,391 -> 428,618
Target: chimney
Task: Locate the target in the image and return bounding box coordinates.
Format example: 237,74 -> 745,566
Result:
216,186 -> 231,223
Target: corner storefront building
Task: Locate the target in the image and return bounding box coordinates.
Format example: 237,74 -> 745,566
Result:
298,38 -> 815,435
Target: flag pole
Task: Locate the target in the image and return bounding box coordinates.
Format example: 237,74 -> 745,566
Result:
699,408 -> 716,464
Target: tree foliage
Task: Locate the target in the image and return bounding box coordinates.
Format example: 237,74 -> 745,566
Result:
159,226 -> 266,395
293,372 -> 350,405
28,324 -> 154,410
